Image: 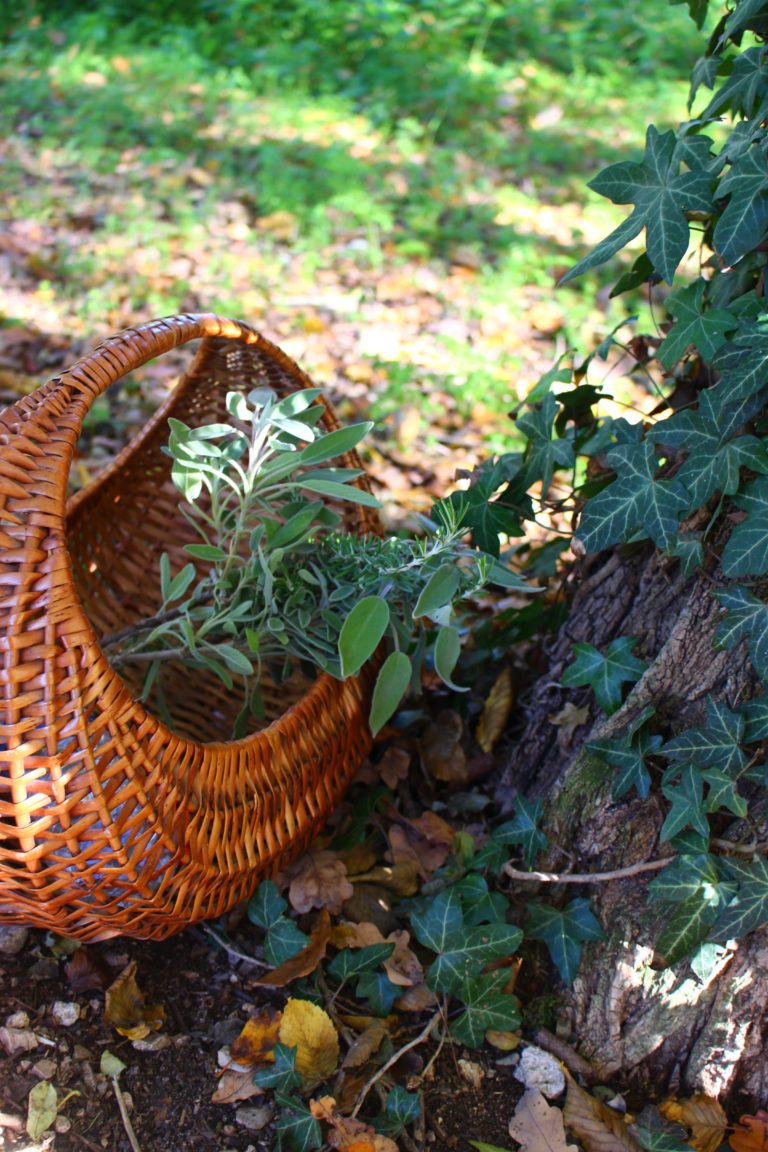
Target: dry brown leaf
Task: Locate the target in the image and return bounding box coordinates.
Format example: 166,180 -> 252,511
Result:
509,1089 -> 578,1152
103,961 -> 165,1041
730,1112 -> 768,1152
376,747 -> 411,789
548,703 -> 590,734
477,666 -> 514,752
660,1096 -> 728,1152
330,922 -> 386,949
309,1095 -> 399,1152
253,910 -> 331,987
340,839 -> 380,877
403,809 -> 455,851
486,1030 -> 521,1051
66,949 -> 112,994
211,1068 -> 263,1105
420,710 -> 468,783
229,1008 -> 282,1067
284,850 -> 354,914
382,930 -> 423,987
341,1020 -> 389,1070
394,982 -> 438,1012
564,1072 -> 643,1152
279,998 -> 339,1086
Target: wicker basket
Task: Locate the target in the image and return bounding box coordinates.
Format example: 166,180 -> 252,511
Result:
0,314 -> 380,942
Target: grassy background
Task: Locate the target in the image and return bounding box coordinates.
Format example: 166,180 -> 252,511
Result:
0,0 -> 704,456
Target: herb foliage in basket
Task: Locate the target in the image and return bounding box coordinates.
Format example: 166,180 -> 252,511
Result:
104,386 -> 533,735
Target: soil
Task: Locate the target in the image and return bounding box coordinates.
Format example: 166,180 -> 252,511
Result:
0,926 -> 523,1152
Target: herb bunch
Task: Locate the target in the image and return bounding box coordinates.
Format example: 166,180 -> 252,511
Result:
105,385 -> 531,736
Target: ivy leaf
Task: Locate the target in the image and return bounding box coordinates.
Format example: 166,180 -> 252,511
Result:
702,47 -> 768,120
656,891 -> 722,966
714,584 -> 768,680
661,697 -> 747,776
526,898 -> 604,985
442,457 -> 532,556
632,1106 -> 697,1152
722,476 -> 768,578
377,1086 -> 421,1138
355,970 -> 401,1016
575,441 -> 691,553
713,856 -> 768,939
449,970 -> 522,1047
562,636 -> 647,715
425,922 -> 524,996
562,126 -> 714,285
254,1043 -> 303,1094
455,876 -> 509,927
740,695 -> 768,742
274,1094 -> 323,1152
491,797 -> 549,869
701,767 -> 748,817
648,853 -> 721,905
666,534 -> 704,579
517,393 -> 575,498
713,146 -> 768,266
265,918 -> 311,967
588,724 -> 663,800
409,888 -> 463,954
660,764 -> 709,842
711,321 -> 768,406
247,880 -> 287,930
326,943 -> 395,983
657,281 -> 737,369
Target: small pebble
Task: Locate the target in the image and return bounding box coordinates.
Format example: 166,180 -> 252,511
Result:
6,1011 -> 30,1029
457,1059 -> 485,1090
132,1034 -> 172,1053
514,1045 -> 566,1099
54,1116 -> 72,1134
235,1104 -> 273,1132
0,926 -> 28,955
32,1058 -> 58,1080
51,1001 -> 80,1027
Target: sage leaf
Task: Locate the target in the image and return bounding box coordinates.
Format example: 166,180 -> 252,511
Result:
338,597 -> 390,677
369,650 -> 412,734
433,625 -> 465,690
413,563 -> 461,619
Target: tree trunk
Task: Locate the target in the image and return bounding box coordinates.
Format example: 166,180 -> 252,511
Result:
496,527 -> 768,1109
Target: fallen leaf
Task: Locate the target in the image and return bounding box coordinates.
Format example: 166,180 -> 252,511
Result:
548,703 -> 590,735
253,910 -> 331,987
283,850 -> 354,914
103,961 -> 165,1041
279,998 -> 339,1087
382,930 -> 423,987
477,666 -> 514,752
486,1030 -> 520,1051
66,949 -> 111,994
341,1020 -> 389,1070
420,710 -> 468,783
564,1072 -> 642,1152
660,1096 -> 727,1152
330,922 -> 387,949
394,982 -> 438,1012
730,1112 -> 768,1152
340,839 -> 380,877
310,1095 -> 399,1152
509,1088 -> 579,1152
230,1008 -> 282,1067
376,747 -> 411,789
26,1081 -> 57,1140
211,1069 -> 264,1105
402,810 -> 456,854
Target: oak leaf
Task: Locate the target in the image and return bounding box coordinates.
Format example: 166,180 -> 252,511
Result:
278,998 -> 339,1086
377,746 -> 412,789
564,1072 -> 643,1152
509,1089 -> 579,1152
477,666 -> 514,752
103,962 -> 165,1041
660,1095 -> 727,1152
730,1112 -> 768,1152
331,922 -> 386,949
283,850 -> 354,915
253,910 -> 331,987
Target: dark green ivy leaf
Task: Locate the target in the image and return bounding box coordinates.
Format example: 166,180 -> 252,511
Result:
449,970 -> 522,1047
722,476 -> 768,578
265,917 -> 310,967
713,856 -> 768,940
517,393 -> 575,498
274,1094 -> 323,1152
632,1105 -> 698,1152
425,922 -> 524,996
661,697 -> 747,776
657,280 -> 737,369
491,797 -> 549,869
326,943 -> 395,983
648,853 -> 721,905
562,636 -> 647,715
377,1086 -> 421,1138
588,724 -> 663,800
575,441 -> 691,552
562,126 -> 714,285
660,764 -> 710,842
702,47 -> 768,120
254,1044 -> 302,1094
656,891 -> 722,966
713,146 -> 768,266
714,584 -> 768,680
247,879 -> 287,929
526,897 -> 604,985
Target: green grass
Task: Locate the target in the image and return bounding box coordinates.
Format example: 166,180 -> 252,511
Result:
0,0 -> 704,430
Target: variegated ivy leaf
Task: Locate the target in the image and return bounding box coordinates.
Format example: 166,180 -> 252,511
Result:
575,441 -> 691,553
588,724 -> 663,800
526,898 -> 604,985
660,764 -> 710,842
561,125 -> 714,285
702,46 -> 768,121
714,584 -> 768,681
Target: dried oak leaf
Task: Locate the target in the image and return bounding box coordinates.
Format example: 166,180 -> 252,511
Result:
278,998 -> 339,1087
331,922 -> 386,949
382,930 -> 423,988
564,1072 -> 642,1152
253,910 -> 331,987
283,850 -> 354,915
211,1069 -> 263,1105
660,1095 -> 727,1152
730,1112 -> 768,1152
509,1088 -> 578,1152
103,961 -> 164,1041
477,666 -> 514,752
394,982 -> 437,1012
229,1008 -> 281,1067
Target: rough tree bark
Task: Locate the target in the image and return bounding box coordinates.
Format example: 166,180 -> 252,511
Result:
496,521 -> 768,1109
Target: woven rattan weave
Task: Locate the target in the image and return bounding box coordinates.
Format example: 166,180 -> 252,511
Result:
0,314 -> 379,941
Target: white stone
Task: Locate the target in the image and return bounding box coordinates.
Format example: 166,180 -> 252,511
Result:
51,1001 -> 80,1027
513,1045 -> 566,1099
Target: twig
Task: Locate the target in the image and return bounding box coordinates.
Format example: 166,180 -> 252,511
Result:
418,997 -> 449,1083
351,1009 -> 442,1119
531,1027 -> 596,1080
503,857 -> 672,884
202,925 -> 271,968
711,836 -> 765,855
111,1076 -> 142,1152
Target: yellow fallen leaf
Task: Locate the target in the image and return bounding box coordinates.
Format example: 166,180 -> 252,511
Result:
660,1095 -> 727,1152
103,961 -> 164,1041
279,998 -> 339,1086
229,1008 -> 281,1067
477,666 -> 514,752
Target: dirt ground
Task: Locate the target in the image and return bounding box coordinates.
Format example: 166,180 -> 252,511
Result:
0,923 -> 524,1152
